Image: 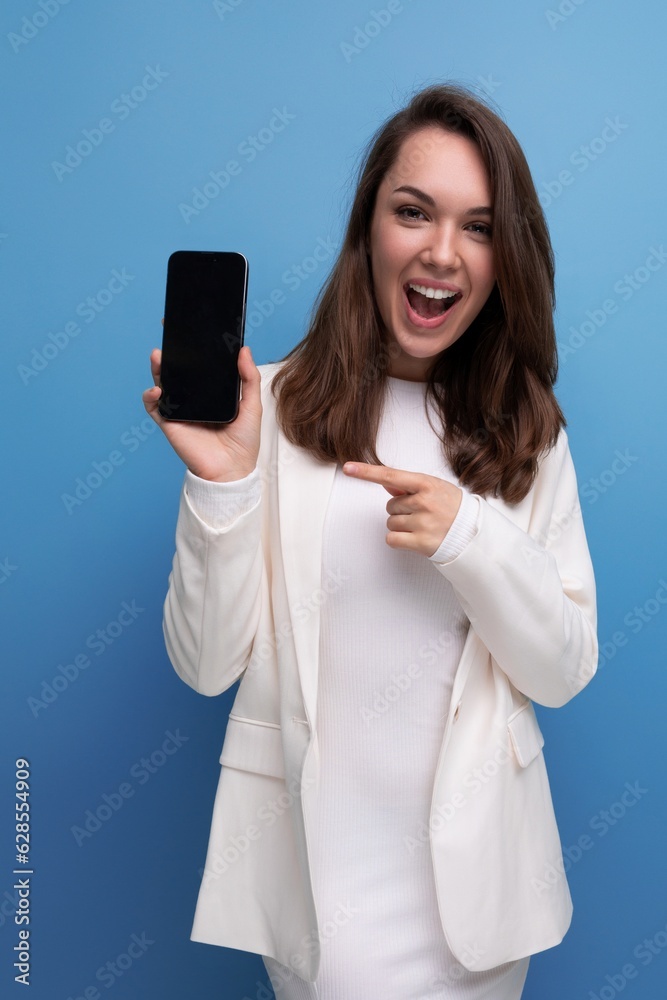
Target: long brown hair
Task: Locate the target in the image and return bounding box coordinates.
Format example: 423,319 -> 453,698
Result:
270,83 -> 565,503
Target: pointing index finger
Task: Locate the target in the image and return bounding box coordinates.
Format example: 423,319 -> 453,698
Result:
342,462 -> 422,495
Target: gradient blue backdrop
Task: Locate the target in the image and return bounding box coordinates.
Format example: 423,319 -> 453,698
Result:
2,1 -> 666,997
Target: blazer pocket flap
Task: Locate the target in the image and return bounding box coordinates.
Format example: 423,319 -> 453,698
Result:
219,714 -> 285,780
507,701 -> 544,768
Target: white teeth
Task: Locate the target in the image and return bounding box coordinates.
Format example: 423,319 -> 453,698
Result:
408,282 -> 457,300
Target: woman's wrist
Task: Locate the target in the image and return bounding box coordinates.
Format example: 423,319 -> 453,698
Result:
187,465 -> 257,484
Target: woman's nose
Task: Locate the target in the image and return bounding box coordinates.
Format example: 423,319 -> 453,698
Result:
420,224 -> 460,270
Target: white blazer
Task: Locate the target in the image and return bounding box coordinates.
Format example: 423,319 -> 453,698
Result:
162,361 -> 598,981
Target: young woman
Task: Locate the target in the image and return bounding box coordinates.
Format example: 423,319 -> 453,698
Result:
143,83 -> 598,999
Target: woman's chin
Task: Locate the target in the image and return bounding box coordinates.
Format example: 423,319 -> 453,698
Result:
390,328 -> 457,359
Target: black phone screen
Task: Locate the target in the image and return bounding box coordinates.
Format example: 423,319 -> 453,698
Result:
158,250 -> 249,423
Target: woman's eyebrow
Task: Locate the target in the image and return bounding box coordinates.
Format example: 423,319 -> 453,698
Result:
392,184 -> 436,206
392,185 -> 492,216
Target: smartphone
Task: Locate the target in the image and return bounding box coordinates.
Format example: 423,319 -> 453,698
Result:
158,250 -> 249,423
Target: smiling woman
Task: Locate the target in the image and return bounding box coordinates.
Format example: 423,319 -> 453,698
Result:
366,127 -> 497,376
145,81 -> 598,1000
271,84 -> 564,505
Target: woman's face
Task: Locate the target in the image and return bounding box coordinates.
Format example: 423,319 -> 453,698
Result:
368,125 -> 496,380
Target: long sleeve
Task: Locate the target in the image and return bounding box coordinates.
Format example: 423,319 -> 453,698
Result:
430,431 -> 598,708
184,467 -> 261,529
428,488 -> 480,563
162,466 -> 264,697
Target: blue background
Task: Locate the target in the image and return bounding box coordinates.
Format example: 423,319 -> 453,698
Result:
2,1 -> 666,997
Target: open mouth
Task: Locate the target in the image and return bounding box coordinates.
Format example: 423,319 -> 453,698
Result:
404,283 -> 462,321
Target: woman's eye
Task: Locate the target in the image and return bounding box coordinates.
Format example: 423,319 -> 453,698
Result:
396,205 -> 426,221
468,222 -> 492,237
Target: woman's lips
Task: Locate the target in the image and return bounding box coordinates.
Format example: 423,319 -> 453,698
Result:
402,285 -> 460,329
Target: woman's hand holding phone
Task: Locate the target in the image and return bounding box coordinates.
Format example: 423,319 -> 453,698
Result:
142,341 -> 262,483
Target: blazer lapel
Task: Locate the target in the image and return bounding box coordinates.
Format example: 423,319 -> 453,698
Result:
277,433 -> 337,730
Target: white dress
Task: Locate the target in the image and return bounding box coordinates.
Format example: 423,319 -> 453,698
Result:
261,377 -> 530,999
